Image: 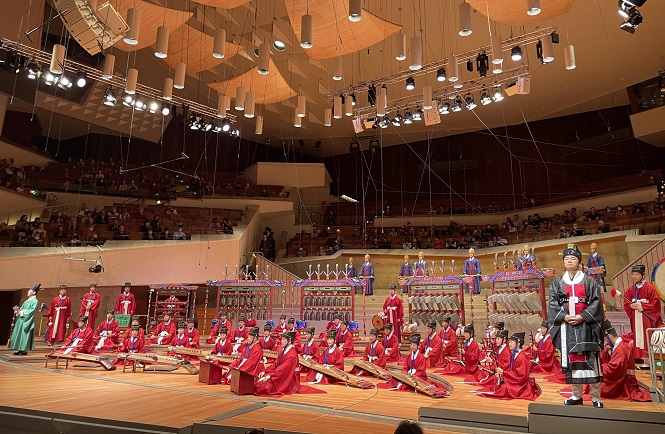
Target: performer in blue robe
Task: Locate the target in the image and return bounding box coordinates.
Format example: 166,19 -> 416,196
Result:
360,254 -> 375,296
345,257 -> 357,278
463,248 -> 482,294
399,254 -> 414,293
414,251 -> 429,277
586,243 -> 607,292
517,245 -> 535,272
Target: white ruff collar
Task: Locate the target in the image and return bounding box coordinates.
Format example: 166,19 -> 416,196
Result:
563,271 -> 584,285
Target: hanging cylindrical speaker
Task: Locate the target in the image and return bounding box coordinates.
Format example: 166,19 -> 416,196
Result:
50,44 -> 65,74
491,34 -> 503,65
564,44 -> 576,70
324,108 -> 332,126
348,0 -> 362,22
409,36 -> 422,71
449,55 -> 460,82
300,14 -> 313,49
223,94 -> 231,111
155,26 -> 169,58
297,95 -> 306,118
377,86 -> 387,116
527,0 -> 541,16
163,77 -> 173,100
344,95 -> 353,116
423,85 -> 433,109
124,8 -> 141,45
244,91 -> 255,118
255,115 -> 263,134
333,96 -> 342,119
458,2 -> 472,36
332,57 -> 343,81
217,95 -> 227,118
101,53 -> 114,79
395,33 -> 406,61
257,42 -> 269,75
174,62 -> 186,89
213,28 -> 226,59
542,36 -> 555,63
294,112 -> 302,127
125,68 -> 138,94
235,85 -> 245,110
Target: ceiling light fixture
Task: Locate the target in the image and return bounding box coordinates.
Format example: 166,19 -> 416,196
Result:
103,86 -> 116,106
492,85 -> 504,102
221,118 -> 231,132
101,54 -> 115,80
273,39 -> 286,51
564,45 -> 576,70
155,26 -> 169,58
413,107 -> 423,121
403,109 -> 413,124
124,8 -> 141,45
541,36 -> 555,63
348,0 -> 362,22
332,56 -> 343,80
134,95 -> 145,111
511,46 -> 523,61
480,88 -> 491,105
188,113 -> 199,130
257,42 -> 270,75
464,94 -> 477,110
436,67 -> 447,82
620,7 -> 643,33
149,100 -> 159,113
300,14 -> 313,49
410,36 -> 422,70
121,91 -> 134,107
26,57 -> 39,79
161,103 -> 171,116
392,111 -> 402,126
405,76 -> 415,90
527,0 -> 541,16
75,70 -> 86,87
58,75 -> 72,89
452,98 -> 463,112
439,101 -> 450,114
395,33 -> 406,61
213,28 -> 226,59
458,2 -> 472,36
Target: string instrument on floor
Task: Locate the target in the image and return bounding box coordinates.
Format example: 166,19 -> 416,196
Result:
386,367 -> 448,398
348,359 -> 392,381
263,350 -> 279,359
426,373 -> 455,394
168,346 -> 208,358
205,353 -> 241,364
116,352 -> 199,374
45,351 -> 116,371
298,356 -> 375,389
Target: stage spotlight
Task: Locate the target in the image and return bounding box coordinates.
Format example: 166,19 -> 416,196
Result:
160,103 -> 170,116
58,75 -> 72,89
392,112 -> 402,126
273,39 -> 286,51
492,86 -> 504,102
26,58 -> 39,79
620,9 -> 643,33
121,92 -> 134,107
452,98 -> 463,112
212,122 -> 222,133
439,101 -> 450,114
406,76 -> 415,90
436,67 -> 447,82
511,46 -> 523,61
403,109 -> 413,124
465,94 -> 477,110
76,70 -> 87,87
103,86 -> 116,106
201,119 -> 213,132
476,51 -> 489,77
378,116 -> 389,128
134,95 -> 145,111
351,93 -> 357,106
44,72 -> 56,85
188,112 -> 199,130
413,107 -> 423,121
149,100 -> 159,113
480,88 -> 491,105
221,118 -> 231,132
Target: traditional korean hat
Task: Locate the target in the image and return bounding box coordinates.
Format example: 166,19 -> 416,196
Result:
463,324 -> 475,334
283,331 -> 296,342
341,320 -> 349,326
30,283 -> 42,293
383,323 -> 394,330
107,309 -> 115,314
124,282 -> 131,287
163,312 -> 172,317
540,320 -> 549,329
287,316 -> 295,324
496,329 -> 509,340
410,334 -> 421,345
370,328 -> 380,336
89,283 -> 97,288
186,317 -> 195,323
562,243 -> 582,261
249,327 -> 260,337
494,322 -> 505,330
510,332 -> 526,345
264,323 -> 273,331
131,325 -> 140,331
219,326 -> 228,334
78,316 -> 88,322
280,314 -> 287,320
219,311 -> 227,317
602,319 -> 617,336
177,322 -> 186,328
326,330 -> 337,339
389,284 -> 397,290
305,327 -> 315,335
441,315 -> 452,324
334,313 -> 342,320
59,284 -> 67,290
427,321 -> 437,329
632,264 -> 646,276
237,314 -> 246,322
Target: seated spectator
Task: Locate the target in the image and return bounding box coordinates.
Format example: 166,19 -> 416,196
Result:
153,222 -> 164,233
49,210 -> 65,224
587,207 -> 601,221
632,203 -> 645,214
402,238 -> 412,249
143,229 -> 158,240
172,225 -> 187,240
81,211 -> 94,226
571,223 -> 583,237
53,225 -> 69,239
604,206 -> 616,220
261,188 -> 269,197
222,218 -> 233,235
164,202 -> 177,215
296,246 -> 307,257
107,206 -> 119,219
141,220 -> 152,233
28,234 -> 44,247
557,226 -> 570,239
210,217 -> 221,230
15,214 -> 29,227
0,222 -> 8,236
616,205 -> 627,216
316,246 -> 326,256
113,225 -> 130,240
494,235 -> 507,246
109,219 -> 121,231
33,222 -> 47,239
21,223 -> 33,237
15,231 -> 28,246
161,228 -> 171,240
67,233 -> 81,246
83,225 -> 98,241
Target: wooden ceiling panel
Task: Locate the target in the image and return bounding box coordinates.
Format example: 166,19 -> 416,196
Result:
208,58 -> 296,105
285,0 -> 401,60
113,0 -> 193,51
164,24 -> 243,73
189,0 -> 251,8
467,0 -> 575,25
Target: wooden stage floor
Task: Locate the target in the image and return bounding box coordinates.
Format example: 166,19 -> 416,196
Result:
1,344 -> 663,434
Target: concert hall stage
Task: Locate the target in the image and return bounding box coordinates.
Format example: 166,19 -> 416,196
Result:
0,343 -> 663,434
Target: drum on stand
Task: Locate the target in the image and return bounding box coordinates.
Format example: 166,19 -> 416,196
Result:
372,314 -> 386,329
650,258 -> 665,301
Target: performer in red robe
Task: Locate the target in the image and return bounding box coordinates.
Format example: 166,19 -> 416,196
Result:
274,314 -> 287,335
599,321 -> 651,401
231,315 -> 249,353
47,285 -> 71,344
147,313 -> 176,345
211,326 -> 233,355
307,330 -> 344,384
438,324 -> 482,381
438,315 -> 458,359
532,321 -> 563,378
350,328 -> 386,375
420,322 -> 443,368
383,284 -> 404,342
336,321 -> 355,358
478,329 -> 511,386
623,264 -> 663,362
227,327 -> 264,383
386,334 -> 428,391
114,282 -> 136,316
319,313 -> 342,340
259,323 -> 276,351
93,310 -> 120,351
184,318 -> 200,348
169,323 -> 188,347
477,332 -> 541,401
255,331 -> 300,397
382,323 -> 400,363
206,311 -> 233,344
77,283 -> 100,329
284,317 -> 302,352
112,326 -> 145,366
123,318 -> 145,342
59,316 -> 94,354
245,312 -> 258,328
301,327 -> 321,361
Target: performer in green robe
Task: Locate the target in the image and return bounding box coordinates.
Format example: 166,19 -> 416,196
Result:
9,283 -> 41,355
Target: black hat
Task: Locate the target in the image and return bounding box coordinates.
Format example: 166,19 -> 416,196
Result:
177,322 -> 186,328
305,327 -> 315,335
280,314 -> 287,320
389,284 -> 397,290
383,323 -> 393,330
427,321 -> 437,329
410,334 -> 421,344
219,311 -> 227,317
463,324 -> 475,334
494,322 -> 505,330
540,321 -> 549,329
370,328 -> 380,337
163,312 -> 172,317
287,317 -> 295,324
603,319 -> 617,336
89,283 -> 97,287
107,309 -> 115,314
562,243 -> 582,261
219,326 -> 228,334
187,317 -> 195,323
496,329 -> 509,340
326,330 -> 337,339
131,325 -> 140,331
283,331 -> 296,342
631,264 -> 646,276
334,313 -> 342,320
29,283 -> 42,293
264,323 -> 272,331
59,284 -> 67,290
78,316 -> 88,322
510,332 -> 526,345
341,320 -> 349,326
124,282 -> 131,287
237,314 -> 246,322
441,315 -> 452,324
249,327 -> 260,337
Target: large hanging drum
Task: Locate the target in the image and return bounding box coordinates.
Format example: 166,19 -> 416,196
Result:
372,314 -> 386,329
650,258 -> 665,301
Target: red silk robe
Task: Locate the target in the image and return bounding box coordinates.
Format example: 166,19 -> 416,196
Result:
350,341 -> 387,375
301,339 -> 321,363
274,322 -> 287,335
245,319 -> 258,328
78,292 -> 100,329
114,292 -> 136,315
382,332 -> 400,363
59,327 -> 94,354
387,350 -> 428,391
147,321 -> 177,345
438,327 -> 458,358
206,320 -> 233,344
47,295 -> 71,343
306,346 -> 344,384
259,336 -> 275,351
232,326 -> 249,343
285,328 -> 302,352
93,319 -> 120,350
479,344 -> 511,385
479,350 -> 541,400
319,322 -> 340,340
255,345 -> 300,397
439,338 -> 481,380
112,336 -> 146,366
624,281 -> 663,358
213,338 -> 233,355
382,295 -> 404,330
122,327 -> 144,343
532,334 -> 562,374
184,327 -> 201,348
229,343 -> 264,379
336,330 -> 355,358
600,338 -> 651,401
419,333 -> 443,368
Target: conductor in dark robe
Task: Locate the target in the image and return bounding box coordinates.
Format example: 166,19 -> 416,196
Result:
549,243 -> 605,408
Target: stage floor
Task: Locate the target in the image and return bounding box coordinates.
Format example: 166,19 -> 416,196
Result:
1,343 -> 663,434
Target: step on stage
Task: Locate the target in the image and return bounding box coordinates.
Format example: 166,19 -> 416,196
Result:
0,344 -> 663,434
